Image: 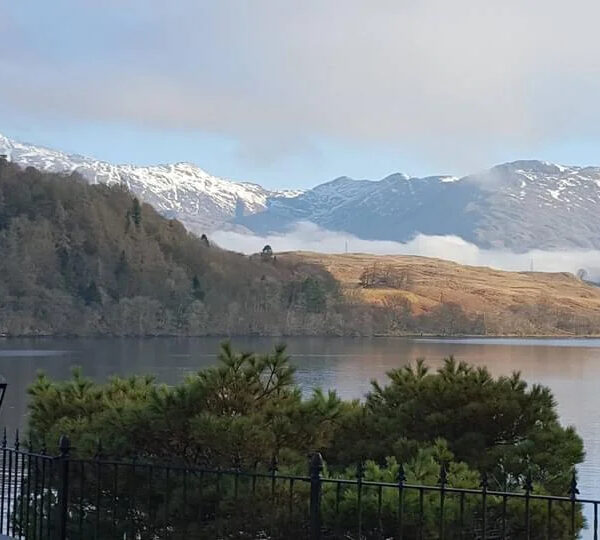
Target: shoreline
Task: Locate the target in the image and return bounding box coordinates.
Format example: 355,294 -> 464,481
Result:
1,333 -> 600,340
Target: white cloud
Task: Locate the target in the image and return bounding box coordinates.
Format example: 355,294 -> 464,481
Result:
4,1 -> 600,171
212,222 -> 600,279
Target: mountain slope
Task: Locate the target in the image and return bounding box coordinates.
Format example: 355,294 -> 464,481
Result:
2,157 -> 600,337
239,161 -> 600,251
4,133 -> 600,251
0,159 -> 340,336
0,134 -> 300,234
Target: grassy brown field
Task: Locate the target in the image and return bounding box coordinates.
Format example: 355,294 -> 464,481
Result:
281,252 -> 600,335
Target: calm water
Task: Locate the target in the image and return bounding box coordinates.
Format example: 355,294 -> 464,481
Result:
0,336 -> 598,499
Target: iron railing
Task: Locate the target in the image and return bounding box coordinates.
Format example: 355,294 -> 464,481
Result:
0,431 -> 594,539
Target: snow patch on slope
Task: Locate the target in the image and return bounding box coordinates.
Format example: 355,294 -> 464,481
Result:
0,133 -> 302,233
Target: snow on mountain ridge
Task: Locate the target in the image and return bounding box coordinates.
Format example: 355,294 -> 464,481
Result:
237,158 -> 600,251
6,132 -> 600,251
0,133 -> 302,233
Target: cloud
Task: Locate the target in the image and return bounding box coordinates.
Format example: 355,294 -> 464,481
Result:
4,1 -> 600,171
212,222 -> 600,279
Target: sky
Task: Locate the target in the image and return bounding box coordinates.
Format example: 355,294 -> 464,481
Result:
3,1 -> 600,189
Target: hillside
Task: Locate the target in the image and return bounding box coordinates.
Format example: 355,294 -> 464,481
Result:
2,159 -> 600,337
282,252 -> 600,335
0,160 -> 338,336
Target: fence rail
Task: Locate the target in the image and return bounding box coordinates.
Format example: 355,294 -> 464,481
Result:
0,432 -> 594,539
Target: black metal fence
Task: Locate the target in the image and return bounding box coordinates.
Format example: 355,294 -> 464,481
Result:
0,432 -> 595,539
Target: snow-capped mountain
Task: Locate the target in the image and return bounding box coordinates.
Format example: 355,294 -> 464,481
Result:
0,134 -> 301,233
236,160 -> 600,251
4,132 -> 600,251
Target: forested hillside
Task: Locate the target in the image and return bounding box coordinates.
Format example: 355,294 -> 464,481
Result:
3,160 -> 599,337
0,160 -> 350,336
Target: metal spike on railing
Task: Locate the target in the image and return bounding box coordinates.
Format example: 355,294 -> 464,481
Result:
438,462 -> 448,487
523,469 -> 534,494
269,454 -> 279,474
2,427 -> 6,449
480,471 -> 489,491
397,463 -> 406,485
58,435 -> 70,457
13,429 -> 19,451
41,438 -> 47,455
309,452 -> 324,478
356,460 -> 365,481
27,437 -> 33,453
568,470 -> 579,500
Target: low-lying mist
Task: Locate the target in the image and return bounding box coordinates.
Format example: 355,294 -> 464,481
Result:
212,222 -> 600,281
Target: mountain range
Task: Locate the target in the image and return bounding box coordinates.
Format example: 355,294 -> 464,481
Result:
2,133 -> 600,252
0,134 -> 301,233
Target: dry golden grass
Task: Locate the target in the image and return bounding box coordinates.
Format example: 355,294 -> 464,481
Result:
280,252 -> 600,321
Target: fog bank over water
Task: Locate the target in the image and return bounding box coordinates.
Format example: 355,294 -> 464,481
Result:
213,221 -> 600,280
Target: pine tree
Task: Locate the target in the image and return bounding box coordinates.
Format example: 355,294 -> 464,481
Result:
131,198 -> 142,228
192,275 -> 205,300
114,250 -> 130,297
81,280 -> 102,305
261,245 -> 273,261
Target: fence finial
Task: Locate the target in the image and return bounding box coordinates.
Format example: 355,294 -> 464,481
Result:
59,435 -> 71,458
356,460 -> 365,481
269,454 -> 279,474
2,427 -> 6,449
480,471 -> 489,491
438,462 -> 448,487
14,429 -> 19,451
397,463 -> 406,485
524,469 -> 533,494
309,452 -> 324,478
568,469 -> 579,500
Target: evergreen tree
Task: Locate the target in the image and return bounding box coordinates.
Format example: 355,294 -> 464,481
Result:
114,250 -> 130,296
301,277 -> 327,312
24,346 -> 585,538
192,275 -> 205,300
261,245 -> 273,261
81,280 -> 102,305
131,197 -> 142,228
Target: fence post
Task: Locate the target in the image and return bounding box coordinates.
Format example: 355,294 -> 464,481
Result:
57,435 -> 70,540
568,469 -> 579,539
309,452 -> 323,540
